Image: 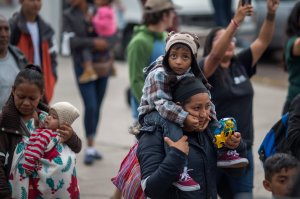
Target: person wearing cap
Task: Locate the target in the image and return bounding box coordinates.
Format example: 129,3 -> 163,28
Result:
19,101 -> 81,198
137,76 -> 244,198
127,0 -> 177,126
200,0 -> 279,198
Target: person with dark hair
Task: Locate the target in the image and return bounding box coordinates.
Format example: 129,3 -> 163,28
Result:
200,0 -> 279,198
127,0 -> 177,126
138,31 -> 212,191
263,153 -> 300,198
0,65 -> 82,199
0,14 -> 27,112
62,0 -> 110,165
287,93 -> 300,161
282,1 -> 300,115
137,76 -> 244,198
9,0 -> 57,104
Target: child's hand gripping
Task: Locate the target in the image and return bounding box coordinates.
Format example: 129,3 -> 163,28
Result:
183,114 -> 199,132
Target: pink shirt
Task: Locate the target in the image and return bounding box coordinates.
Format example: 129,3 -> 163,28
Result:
92,6 -> 117,37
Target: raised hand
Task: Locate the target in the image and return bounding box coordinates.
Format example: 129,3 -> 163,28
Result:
267,0 -> 280,14
233,0 -> 254,24
164,136 -> 189,155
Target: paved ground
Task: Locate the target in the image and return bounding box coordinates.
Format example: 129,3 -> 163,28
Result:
52,55 -> 288,199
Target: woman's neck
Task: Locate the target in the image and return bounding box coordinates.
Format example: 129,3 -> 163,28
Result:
220,57 -> 231,68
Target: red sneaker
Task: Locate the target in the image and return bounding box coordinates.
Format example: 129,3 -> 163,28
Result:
173,168 -> 200,191
217,150 -> 249,168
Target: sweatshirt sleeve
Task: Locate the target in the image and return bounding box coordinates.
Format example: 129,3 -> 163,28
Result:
127,37 -> 152,102
62,12 -> 94,53
142,70 -> 188,126
64,132 -> 82,154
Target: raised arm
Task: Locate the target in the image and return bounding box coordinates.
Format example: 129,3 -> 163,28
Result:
203,1 -> 253,78
250,0 -> 280,66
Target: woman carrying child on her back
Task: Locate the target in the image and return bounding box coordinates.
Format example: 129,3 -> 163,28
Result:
0,65 -> 82,199
137,76 -> 245,198
138,30 -> 249,192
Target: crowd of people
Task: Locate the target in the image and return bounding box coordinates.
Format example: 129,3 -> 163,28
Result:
0,0 -> 300,198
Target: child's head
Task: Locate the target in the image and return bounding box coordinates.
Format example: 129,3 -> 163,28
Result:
164,31 -> 200,75
94,0 -> 113,7
163,31 -> 211,89
172,76 -> 211,131
45,102 -> 80,129
263,153 -> 300,198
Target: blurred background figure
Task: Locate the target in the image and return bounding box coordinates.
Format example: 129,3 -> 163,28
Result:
282,1 -> 300,115
211,0 -> 233,27
9,0 -> 58,104
62,0 -> 110,165
0,14 -> 27,112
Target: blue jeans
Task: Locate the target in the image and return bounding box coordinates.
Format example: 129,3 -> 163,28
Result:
130,92 -> 139,122
217,147 -> 254,199
74,61 -> 109,139
211,0 -> 233,27
141,111 -> 183,153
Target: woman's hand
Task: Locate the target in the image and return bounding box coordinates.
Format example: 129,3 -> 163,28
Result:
93,38 -> 109,51
164,136 -> 189,155
224,132 -> 241,149
57,123 -> 74,143
267,0 -> 280,14
233,0 -> 254,24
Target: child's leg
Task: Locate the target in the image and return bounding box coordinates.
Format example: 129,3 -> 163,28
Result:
142,111 -> 183,152
79,61 -> 98,83
217,147 -> 249,168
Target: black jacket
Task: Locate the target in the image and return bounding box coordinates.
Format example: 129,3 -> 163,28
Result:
9,11 -> 57,79
137,124 -> 219,199
287,94 -> 300,160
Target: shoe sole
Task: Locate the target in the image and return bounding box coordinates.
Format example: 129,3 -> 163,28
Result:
217,158 -> 249,168
172,183 -> 201,191
79,75 -> 98,84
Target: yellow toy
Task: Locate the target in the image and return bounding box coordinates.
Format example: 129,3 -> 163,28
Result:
214,117 -> 237,148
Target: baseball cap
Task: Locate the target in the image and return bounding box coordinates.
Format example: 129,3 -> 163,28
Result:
144,0 -> 180,14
